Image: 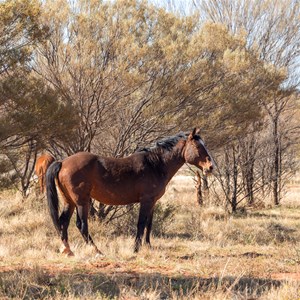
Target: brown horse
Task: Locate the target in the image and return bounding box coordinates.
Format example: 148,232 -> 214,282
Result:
35,153 -> 55,193
46,128 -> 214,256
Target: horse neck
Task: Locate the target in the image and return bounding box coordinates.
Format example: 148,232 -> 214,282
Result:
160,141 -> 186,182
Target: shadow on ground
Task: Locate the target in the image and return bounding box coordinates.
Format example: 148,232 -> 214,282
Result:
249,211 -> 300,221
0,267 -> 283,299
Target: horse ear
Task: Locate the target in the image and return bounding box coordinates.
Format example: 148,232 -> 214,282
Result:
195,128 -> 201,135
189,128 -> 197,140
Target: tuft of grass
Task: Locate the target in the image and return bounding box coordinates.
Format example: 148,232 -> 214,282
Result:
263,281 -> 300,300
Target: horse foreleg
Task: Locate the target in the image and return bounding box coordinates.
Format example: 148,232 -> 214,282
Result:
134,201 -> 153,253
59,204 -> 75,256
76,204 -> 103,255
145,209 -> 154,248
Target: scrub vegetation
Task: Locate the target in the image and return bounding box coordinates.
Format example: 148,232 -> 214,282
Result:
0,0 -> 300,299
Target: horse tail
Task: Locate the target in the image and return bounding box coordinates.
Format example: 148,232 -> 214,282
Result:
46,161 -> 62,235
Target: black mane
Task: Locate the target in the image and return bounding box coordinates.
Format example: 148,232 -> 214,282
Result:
136,132 -> 188,153
155,132 -> 188,151
135,132 -> 189,171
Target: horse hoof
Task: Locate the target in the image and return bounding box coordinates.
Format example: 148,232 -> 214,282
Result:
95,252 -> 105,259
67,251 -> 75,257
62,248 -> 74,257
95,248 -> 105,257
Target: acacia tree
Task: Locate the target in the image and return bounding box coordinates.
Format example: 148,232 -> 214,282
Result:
0,0 -> 78,196
0,72 -> 78,195
0,0 -> 43,194
33,0 -> 227,156
32,0 -> 288,212
34,0 -> 182,155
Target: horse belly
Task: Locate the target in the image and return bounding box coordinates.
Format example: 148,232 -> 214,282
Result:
90,186 -> 139,205
89,168 -> 167,205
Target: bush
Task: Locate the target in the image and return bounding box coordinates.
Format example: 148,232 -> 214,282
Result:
104,202 -> 176,238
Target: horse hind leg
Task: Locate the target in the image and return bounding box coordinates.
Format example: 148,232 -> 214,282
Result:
76,203 -> 103,255
40,174 -> 44,194
59,204 -> 75,256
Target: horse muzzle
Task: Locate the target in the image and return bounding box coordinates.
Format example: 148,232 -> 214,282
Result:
203,165 -> 214,176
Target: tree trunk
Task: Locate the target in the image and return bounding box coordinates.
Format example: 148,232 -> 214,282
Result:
272,118 -> 281,206
196,170 -> 210,206
231,146 -> 238,213
196,171 -> 203,206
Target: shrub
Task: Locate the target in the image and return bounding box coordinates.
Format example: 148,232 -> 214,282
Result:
104,202 -> 177,238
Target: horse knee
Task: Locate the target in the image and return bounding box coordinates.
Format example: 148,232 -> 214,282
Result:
80,222 -> 86,234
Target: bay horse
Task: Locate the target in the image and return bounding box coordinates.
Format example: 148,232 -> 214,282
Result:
46,128 -> 214,256
35,153 -> 55,193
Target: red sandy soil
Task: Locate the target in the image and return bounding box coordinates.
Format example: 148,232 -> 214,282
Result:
271,273 -> 300,281
1,260 -> 300,282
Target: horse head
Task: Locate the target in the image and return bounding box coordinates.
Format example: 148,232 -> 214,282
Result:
183,128 -> 214,175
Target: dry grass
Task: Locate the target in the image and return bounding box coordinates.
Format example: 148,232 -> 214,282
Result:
0,177 -> 300,299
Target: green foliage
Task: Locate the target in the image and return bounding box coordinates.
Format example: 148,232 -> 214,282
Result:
0,72 -> 78,151
0,69 -> 77,194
